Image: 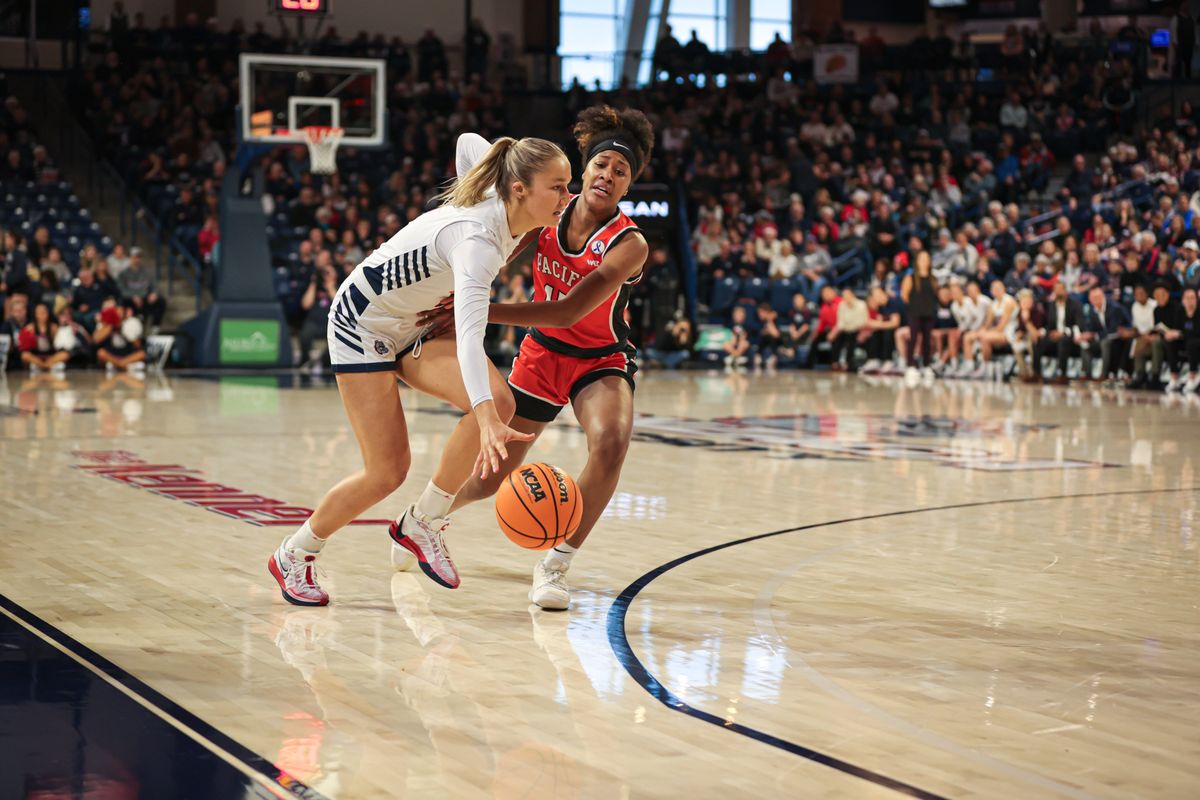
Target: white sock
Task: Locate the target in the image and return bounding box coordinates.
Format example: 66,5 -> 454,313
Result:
286,519 -> 326,555
414,480 -> 455,520
543,542 -> 578,571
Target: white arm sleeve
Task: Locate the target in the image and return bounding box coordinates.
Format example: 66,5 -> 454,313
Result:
449,233 -> 505,409
456,133 -> 492,177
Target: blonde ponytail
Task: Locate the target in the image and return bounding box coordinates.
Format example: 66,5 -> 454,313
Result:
436,136 -> 566,208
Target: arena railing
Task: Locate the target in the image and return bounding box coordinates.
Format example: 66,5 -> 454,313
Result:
34,74 -> 207,312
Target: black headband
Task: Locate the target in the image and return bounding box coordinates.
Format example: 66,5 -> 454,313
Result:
587,137 -> 641,177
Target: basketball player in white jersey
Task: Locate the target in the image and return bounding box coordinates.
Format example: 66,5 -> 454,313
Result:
268,134 -> 572,605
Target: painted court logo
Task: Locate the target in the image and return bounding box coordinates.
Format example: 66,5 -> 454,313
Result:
71,450 -> 390,527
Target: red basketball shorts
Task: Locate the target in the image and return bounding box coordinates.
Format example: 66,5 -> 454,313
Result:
507,334 -> 637,422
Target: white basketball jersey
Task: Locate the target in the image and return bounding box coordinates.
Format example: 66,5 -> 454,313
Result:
329,192 -> 519,355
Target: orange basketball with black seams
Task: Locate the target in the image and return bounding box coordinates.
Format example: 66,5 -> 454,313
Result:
495,462 -> 583,550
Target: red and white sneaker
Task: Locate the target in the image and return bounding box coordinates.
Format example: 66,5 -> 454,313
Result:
388,506 -> 460,589
268,538 -> 330,606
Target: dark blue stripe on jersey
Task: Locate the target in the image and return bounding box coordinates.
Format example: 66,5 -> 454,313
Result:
421,246 -> 431,279
348,283 -> 370,316
362,261 -> 385,294
411,249 -> 422,282
331,361 -> 398,374
334,331 -> 365,354
331,317 -> 361,341
401,251 -> 411,285
332,308 -> 356,329
337,293 -> 355,324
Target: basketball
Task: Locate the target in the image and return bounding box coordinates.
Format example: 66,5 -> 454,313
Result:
495,463 -> 582,550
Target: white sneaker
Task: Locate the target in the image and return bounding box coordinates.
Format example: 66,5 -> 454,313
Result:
904,366 -> 920,382
104,362 -> 116,376
50,362 -> 66,375
267,537 -> 330,606
765,354 -> 778,370
1165,376 -> 1181,393
957,361 -> 976,377
858,359 -> 881,374
922,367 -> 935,381
127,361 -> 146,375
1186,374 -> 1200,394
530,559 -> 570,610
389,506 -> 459,589
28,364 -> 41,375
970,365 -> 987,380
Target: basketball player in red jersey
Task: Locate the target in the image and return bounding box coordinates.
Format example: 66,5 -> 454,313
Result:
416,106 -> 654,610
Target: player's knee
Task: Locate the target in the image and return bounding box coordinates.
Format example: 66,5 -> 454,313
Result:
365,456 -> 410,498
588,429 -> 630,468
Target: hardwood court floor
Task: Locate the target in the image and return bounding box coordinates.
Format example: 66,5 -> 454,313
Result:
1,368 -> 1197,799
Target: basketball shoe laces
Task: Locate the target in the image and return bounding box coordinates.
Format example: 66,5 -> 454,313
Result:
284,548 -> 325,594
540,562 -> 568,593
417,514 -> 453,567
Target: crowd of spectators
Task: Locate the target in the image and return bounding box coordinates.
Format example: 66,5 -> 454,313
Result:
49,12 -> 1200,390
70,8 -> 527,274
621,21 -> 1199,391
68,11 -> 678,370
1,92 -> 158,374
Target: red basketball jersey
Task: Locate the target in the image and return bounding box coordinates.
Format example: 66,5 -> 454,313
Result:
529,196 -> 643,356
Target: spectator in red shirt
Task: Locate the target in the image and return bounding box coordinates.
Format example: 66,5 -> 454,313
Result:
841,190 -> 870,227
810,206 -> 841,245
814,284 -> 843,345
197,214 -> 220,264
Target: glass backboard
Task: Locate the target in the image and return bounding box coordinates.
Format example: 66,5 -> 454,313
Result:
238,53 -> 386,147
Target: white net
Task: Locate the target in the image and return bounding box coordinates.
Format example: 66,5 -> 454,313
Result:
302,126 -> 343,174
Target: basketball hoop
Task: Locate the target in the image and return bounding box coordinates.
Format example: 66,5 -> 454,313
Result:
301,126 -> 343,174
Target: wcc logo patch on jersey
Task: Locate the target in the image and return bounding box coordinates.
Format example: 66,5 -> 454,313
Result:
374,340 -> 389,356
590,239 -> 607,257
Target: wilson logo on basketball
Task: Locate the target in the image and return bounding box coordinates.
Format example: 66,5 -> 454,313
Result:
551,469 -> 570,503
